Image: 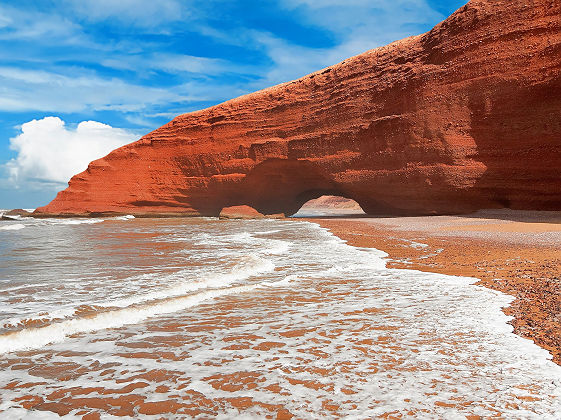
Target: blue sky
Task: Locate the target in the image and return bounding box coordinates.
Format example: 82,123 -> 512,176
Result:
0,0 -> 466,208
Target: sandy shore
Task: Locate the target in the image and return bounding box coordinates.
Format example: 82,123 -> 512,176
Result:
309,209 -> 561,365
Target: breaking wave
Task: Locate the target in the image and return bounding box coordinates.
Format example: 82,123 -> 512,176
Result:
0,224 -> 25,231
0,284 -> 260,353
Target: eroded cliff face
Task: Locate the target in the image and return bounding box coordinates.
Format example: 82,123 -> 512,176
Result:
36,0 -> 561,217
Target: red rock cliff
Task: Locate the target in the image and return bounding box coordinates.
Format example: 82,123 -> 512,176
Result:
36,0 -> 561,217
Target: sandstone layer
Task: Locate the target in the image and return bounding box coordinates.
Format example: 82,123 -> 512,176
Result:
36,0 -> 561,217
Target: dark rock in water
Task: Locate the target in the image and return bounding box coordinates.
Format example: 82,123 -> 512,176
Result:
5,209 -> 31,216
35,0 -> 561,217
1,209 -> 31,220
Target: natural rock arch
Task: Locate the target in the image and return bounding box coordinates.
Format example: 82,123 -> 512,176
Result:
35,0 -> 561,218
236,159 -> 358,216
196,159 -> 394,217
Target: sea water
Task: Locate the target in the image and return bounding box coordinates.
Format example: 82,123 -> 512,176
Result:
0,215 -> 560,418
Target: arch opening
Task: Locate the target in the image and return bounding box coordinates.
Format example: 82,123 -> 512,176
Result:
212,158 -> 376,217
237,158 -> 349,216
292,195 -> 366,218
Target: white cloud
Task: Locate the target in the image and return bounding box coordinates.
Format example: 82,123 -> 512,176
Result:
259,0 -> 444,85
5,117 -> 138,188
151,53 -> 226,74
0,4 -> 84,43
193,0 -> 446,88
280,0 -> 443,30
0,67 -> 190,113
0,0 -> 449,119
65,0 -> 187,27
100,53 -> 236,76
0,64 -> 255,117
0,13 -> 12,28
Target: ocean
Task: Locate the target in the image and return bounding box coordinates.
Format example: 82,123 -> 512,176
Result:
0,214 -> 560,418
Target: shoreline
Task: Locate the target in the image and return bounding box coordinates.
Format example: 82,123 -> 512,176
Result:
306,209 -> 561,366
3,208 -> 560,366
2,211 -> 561,416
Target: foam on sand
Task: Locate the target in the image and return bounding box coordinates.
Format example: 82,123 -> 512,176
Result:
0,254 -> 275,332
112,214 -> 135,221
1,218 -> 561,418
47,218 -> 105,225
0,268 -> 298,354
102,254 -> 275,308
0,283 -> 261,354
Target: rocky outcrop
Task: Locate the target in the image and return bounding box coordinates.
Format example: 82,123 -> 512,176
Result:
219,205 -> 268,220
1,209 -> 31,220
4,209 -> 31,216
35,0 -> 561,217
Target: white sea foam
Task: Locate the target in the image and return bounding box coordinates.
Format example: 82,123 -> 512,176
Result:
0,224 -> 25,231
0,284 -> 261,353
409,240 -> 429,249
101,254 -> 275,308
262,274 -> 299,287
1,214 -> 21,220
0,407 -> 62,419
194,231 -> 255,246
227,232 -> 255,243
192,229 -> 291,256
0,283 -> 39,293
1,306 -> 79,331
112,215 -> 135,221
48,218 -> 104,225
253,229 -> 282,235
1,254 -> 276,332
261,238 -> 291,255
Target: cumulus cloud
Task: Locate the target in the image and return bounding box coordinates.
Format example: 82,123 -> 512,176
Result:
5,117 -> 138,188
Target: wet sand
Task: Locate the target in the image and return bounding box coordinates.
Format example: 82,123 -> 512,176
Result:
311,209 -> 561,365
3,269 -> 559,418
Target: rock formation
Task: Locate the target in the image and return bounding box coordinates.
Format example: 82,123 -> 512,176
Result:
2,209 -> 31,220
219,205 -> 267,220
35,0 -> 561,217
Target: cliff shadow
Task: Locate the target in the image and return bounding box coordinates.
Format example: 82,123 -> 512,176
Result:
454,209 -> 561,225
467,78 -> 561,213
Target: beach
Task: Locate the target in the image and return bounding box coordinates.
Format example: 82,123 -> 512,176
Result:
1,0 -> 560,416
312,209 -> 561,366
1,213 -> 561,417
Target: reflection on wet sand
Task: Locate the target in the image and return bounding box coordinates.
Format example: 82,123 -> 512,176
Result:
0,217 -> 560,418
